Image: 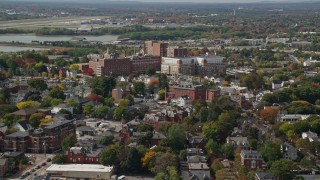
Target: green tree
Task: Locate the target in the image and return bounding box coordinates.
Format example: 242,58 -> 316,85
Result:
83,104 -> 94,116
166,124 -> 186,151
105,97 -> 115,107
94,106 -> 109,118
158,74 -> 169,89
61,134 -> 77,151
205,139 -> 220,155
158,89 -> 165,100
91,76 -> 116,97
113,106 -> 130,121
0,88 -> 10,104
260,140 -> 282,162
117,146 -> 144,173
167,166 -> 182,180
1,113 -> 20,127
211,159 -> 223,175
150,153 -> 178,174
99,145 -> 119,165
119,99 -> 130,107
155,172 -> 166,180
127,94 -> 135,105
202,121 -> 232,144
146,68 -> 156,76
133,81 -> 146,96
49,87 -> 65,100
28,78 -> 47,91
270,159 -> 295,180
52,154 -> 65,164
29,113 -> 45,128
198,107 -> 209,123
67,99 -> 78,113
0,104 -> 17,117
99,135 -> 114,146
221,143 -> 235,159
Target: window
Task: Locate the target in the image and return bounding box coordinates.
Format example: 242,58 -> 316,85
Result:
251,160 -> 256,169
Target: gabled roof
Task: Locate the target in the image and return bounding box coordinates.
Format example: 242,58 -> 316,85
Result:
255,172 -> 276,180
152,131 -> 166,140
17,120 -> 33,131
6,131 -> 29,138
12,108 -> 37,116
272,80 -> 282,84
189,136 -> 205,144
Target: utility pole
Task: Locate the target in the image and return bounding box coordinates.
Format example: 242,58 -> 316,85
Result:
43,137 -> 47,158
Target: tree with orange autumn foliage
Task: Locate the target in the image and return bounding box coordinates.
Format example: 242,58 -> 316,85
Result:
141,151 -> 156,167
259,107 -> 279,124
86,93 -> 103,103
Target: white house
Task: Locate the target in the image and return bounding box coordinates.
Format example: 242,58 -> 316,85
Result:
51,103 -> 74,114
280,114 -> 310,122
177,95 -> 191,107
302,131 -> 318,142
272,80 -> 284,90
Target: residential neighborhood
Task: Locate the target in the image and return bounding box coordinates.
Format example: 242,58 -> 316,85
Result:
0,0 -> 320,180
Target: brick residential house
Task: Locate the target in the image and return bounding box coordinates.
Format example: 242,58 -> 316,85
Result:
240,150 -> 265,170
65,147 -> 100,164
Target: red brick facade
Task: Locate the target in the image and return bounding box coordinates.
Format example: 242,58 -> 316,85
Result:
65,147 -> 99,164
145,41 -> 168,57
167,47 -> 188,58
166,85 -> 207,101
89,56 -> 161,76
4,120 -> 75,153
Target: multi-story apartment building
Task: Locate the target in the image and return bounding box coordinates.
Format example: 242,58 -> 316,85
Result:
145,41 -> 187,58
4,120 -> 75,153
145,41 -> 168,57
167,47 -> 188,57
166,84 -> 220,102
89,55 -> 161,76
4,132 -> 29,153
161,56 -> 226,76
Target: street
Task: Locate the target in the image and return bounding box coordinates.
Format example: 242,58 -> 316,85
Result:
8,154 -> 54,180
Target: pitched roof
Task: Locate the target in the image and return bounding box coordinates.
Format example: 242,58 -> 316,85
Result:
152,131 -> 166,139
255,172 -> 276,180
18,120 -> 33,131
6,131 -> 29,138
0,158 -> 8,166
12,108 -> 37,116
77,126 -> 95,132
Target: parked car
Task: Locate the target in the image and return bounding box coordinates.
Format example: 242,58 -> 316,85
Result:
41,162 -> 46,166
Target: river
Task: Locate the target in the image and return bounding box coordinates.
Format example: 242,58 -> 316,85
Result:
0,34 -> 119,43
0,45 -> 49,52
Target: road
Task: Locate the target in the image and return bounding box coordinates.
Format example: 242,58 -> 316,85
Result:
289,54 -> 301,64
8,154 -> 54,180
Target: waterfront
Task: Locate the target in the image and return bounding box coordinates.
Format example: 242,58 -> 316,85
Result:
0,34 -> 119,43
0,45 -> 48,52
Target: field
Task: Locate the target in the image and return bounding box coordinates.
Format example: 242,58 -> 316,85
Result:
0,16 -> 111,30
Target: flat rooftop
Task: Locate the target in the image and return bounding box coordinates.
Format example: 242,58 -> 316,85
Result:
46,164 -> 113,173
